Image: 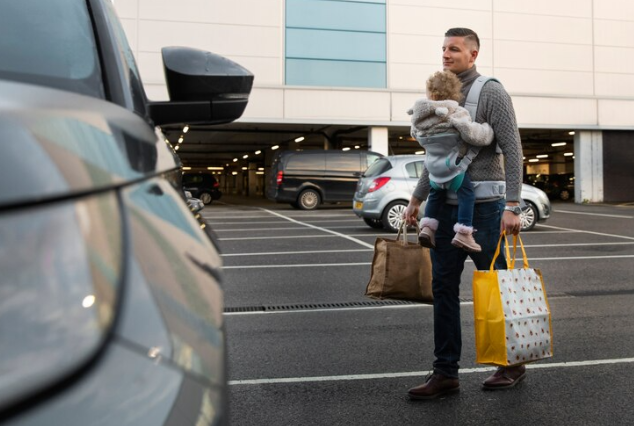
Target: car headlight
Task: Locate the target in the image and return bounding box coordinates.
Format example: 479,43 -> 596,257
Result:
0,193 -> 122,411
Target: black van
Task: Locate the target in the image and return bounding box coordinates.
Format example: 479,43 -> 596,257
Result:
266,150 -> 384,210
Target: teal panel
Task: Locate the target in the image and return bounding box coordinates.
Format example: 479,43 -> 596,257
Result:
286,58 -> 386,88
286,28 -> 385,62
287,0 -> 385,32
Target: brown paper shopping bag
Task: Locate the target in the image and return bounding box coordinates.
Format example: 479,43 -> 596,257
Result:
365,223 -> 433,303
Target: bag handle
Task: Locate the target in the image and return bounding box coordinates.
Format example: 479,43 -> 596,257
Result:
488,231 -> 530,271
396,221 -> 420,245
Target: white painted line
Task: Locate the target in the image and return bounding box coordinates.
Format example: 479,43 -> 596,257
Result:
222,249 -> 372,257
224,303 -> 436,316
555,209 -> 633,219
228,357 -> 634,385
261,209 -> 375,249
221,242 -> 634,258
222,254 -> 634,269
538,224 -> 634,241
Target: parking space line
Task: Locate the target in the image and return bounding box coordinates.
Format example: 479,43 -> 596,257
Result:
555,210 -> 633,219
223,254 -> 634,269
228,357 -> 634,385
262,209 -> 375,249
222,249 -> 371,257
539,224 -> 634,241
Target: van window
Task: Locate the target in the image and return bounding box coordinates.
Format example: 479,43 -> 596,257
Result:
286,153 -> 325,171
326,154 -> 359,172
405,160 -> 425,178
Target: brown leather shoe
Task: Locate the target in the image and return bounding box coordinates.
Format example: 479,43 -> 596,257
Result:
408,374 -> 459,400
482,365 -> 526,390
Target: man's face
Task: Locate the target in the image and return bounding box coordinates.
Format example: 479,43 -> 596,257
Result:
442,36 -> 478,74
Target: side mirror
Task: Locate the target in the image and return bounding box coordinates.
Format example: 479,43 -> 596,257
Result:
148,47 -> 254,126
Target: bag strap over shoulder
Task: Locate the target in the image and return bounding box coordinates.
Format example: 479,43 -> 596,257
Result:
463,76 -> 503,157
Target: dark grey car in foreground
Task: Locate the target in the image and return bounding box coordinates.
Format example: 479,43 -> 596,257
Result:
0,1 -> 252,425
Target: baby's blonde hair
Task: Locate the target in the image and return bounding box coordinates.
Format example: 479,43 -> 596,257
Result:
426,70 -> 463,102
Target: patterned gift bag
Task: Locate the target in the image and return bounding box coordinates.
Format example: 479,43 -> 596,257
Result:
472,233 -> 553,366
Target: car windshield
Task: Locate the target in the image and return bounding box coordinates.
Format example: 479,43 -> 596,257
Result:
363,158 -> 392,177
0,0 -> 105,98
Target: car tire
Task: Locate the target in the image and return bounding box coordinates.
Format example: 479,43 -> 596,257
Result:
520,201 -> 538,232
199,192 -> 213,205
363,217 -> 384,229
559,189 -> 571,201
297,189 -> 321,210
382,201 -> 407,233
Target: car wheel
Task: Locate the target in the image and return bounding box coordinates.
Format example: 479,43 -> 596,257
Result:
520,201 -> 538,232
382,201 -> 407,233
199,192 -> 213,205
297,189 -> 320,210
559,189 -> 571,201
363,217 -> 384,229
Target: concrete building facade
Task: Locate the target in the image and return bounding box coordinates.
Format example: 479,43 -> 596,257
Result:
113,0 -> 634,202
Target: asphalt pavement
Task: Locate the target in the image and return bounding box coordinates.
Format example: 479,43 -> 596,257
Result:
204,195 -> 634,426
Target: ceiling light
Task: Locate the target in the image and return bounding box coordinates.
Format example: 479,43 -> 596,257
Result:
174,145 -> 179,150
294,136 -> 304,143
258,167 -> 264,171
551,142 -> 567,147
242,167 -> 247,170
243,154 -> 249,159
528,159 -> 539,162
255,150 -> 261,155
354,145 -> 360,149
415,150 -> 425,155
564,152 -> 574,156
536,154 -> 549,158
178,137 -> 184,143
232,171 -> 238,175
342,147 -> 351,151
256,171 -> 264,175
183,125 -> 189,133
207,167 -> 224,170
271,145 -> 279,150
233,158 -> 238,162
568,131 -> 575,135
182,166 -> 191,170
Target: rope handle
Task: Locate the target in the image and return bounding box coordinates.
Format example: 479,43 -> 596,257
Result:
488,231 -> 530,271
396,221 -> 421,245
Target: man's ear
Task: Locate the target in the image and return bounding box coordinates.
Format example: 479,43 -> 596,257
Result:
470,48 -> 479,65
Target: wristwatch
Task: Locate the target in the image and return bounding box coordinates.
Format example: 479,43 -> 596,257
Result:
504,205 -> 522,215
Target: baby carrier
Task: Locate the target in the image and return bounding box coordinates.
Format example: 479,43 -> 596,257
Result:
417,76 -> 499,192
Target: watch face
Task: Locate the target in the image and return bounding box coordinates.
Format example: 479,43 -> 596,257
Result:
506,206 -> 521,215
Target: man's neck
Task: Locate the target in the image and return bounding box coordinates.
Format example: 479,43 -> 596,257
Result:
457,66 -> 480,104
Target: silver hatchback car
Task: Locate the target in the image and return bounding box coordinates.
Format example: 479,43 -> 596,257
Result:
353,155 -> 552,233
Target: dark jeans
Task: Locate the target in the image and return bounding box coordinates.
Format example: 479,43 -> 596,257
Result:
431,199 -> 507,378
424,173 -> 476,227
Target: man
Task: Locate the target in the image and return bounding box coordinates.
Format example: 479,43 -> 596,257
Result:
403,27 -> 525,400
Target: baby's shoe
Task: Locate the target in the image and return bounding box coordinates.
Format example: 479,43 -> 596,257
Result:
451,223 -> 482,252
418,218 -> 439,249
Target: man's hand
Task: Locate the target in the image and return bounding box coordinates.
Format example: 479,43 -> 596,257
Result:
501,205 -> 521,235
403,199 -> 422,226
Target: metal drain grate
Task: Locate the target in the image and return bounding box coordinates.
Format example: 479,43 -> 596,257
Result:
223,292 -> 576,313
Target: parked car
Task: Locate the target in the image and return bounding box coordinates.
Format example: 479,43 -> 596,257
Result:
183,172 -> 222,204
526,173 -> 574,201
353,155 -> 551,232
266,149 -> 384,210
0,0 -> 252,425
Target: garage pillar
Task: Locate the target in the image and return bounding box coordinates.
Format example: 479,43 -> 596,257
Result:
574,131 -> 603,203
368,127 -> 389,156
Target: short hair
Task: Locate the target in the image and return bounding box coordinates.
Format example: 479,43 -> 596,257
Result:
445,27 -> 480,51
426,70 -> 463,102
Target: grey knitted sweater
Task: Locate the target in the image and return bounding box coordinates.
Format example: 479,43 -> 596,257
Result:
412,66 -> 523,203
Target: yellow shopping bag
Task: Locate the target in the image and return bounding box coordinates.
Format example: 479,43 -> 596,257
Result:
473,232 -> 553,366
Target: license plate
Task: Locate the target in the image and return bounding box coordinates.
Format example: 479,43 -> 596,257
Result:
354,201 -> 363,210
